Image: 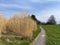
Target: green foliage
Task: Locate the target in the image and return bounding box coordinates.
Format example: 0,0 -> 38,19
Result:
32,25 -> 40,40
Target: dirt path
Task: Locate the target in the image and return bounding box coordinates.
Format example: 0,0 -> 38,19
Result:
31,26 -> 46,45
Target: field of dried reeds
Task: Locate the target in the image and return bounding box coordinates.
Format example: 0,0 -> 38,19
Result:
0,15 -> 8,35
0,12 -> 37,39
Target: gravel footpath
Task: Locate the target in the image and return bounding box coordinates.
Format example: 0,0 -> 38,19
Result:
31,26 -> 46,45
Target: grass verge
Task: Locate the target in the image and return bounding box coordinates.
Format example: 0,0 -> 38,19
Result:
43,25 -> 60,45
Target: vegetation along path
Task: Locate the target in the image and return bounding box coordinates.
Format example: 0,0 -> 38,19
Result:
31,26 -> 46,45
43,25 -> 60,45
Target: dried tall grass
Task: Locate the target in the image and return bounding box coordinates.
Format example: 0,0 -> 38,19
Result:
23,16 -> 37,32
7,12 -> 37,38
7,16 -> 21,35
0,15 -> 8,34
20,16 -> 37,38
0,12 -> 37,39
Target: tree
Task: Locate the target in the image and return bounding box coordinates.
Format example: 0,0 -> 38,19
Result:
31,14 -> 41,24
46,15 -> 56,24
41,22 -> 46,25
31,14 -> 37,21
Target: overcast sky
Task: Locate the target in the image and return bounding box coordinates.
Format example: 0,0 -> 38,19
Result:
0,0 -> 60,24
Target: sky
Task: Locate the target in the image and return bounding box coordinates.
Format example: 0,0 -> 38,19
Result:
0,0 -> 60,24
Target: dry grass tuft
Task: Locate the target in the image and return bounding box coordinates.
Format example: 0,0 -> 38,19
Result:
0,12 -> 37,39
23,16 -> 37,32
20,16 -> 37,38
0,15 -> 8,34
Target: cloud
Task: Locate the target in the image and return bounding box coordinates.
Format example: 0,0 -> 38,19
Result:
0,3 -> 31,9
36,6 -> 60,24
29,0 -> 41,3
29,0 -> 48,3
0,0 -> 60,24
29,0 -> 60,3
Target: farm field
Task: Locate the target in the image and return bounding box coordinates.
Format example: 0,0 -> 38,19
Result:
43,25 -> 60,45
0,25 -> 40,45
